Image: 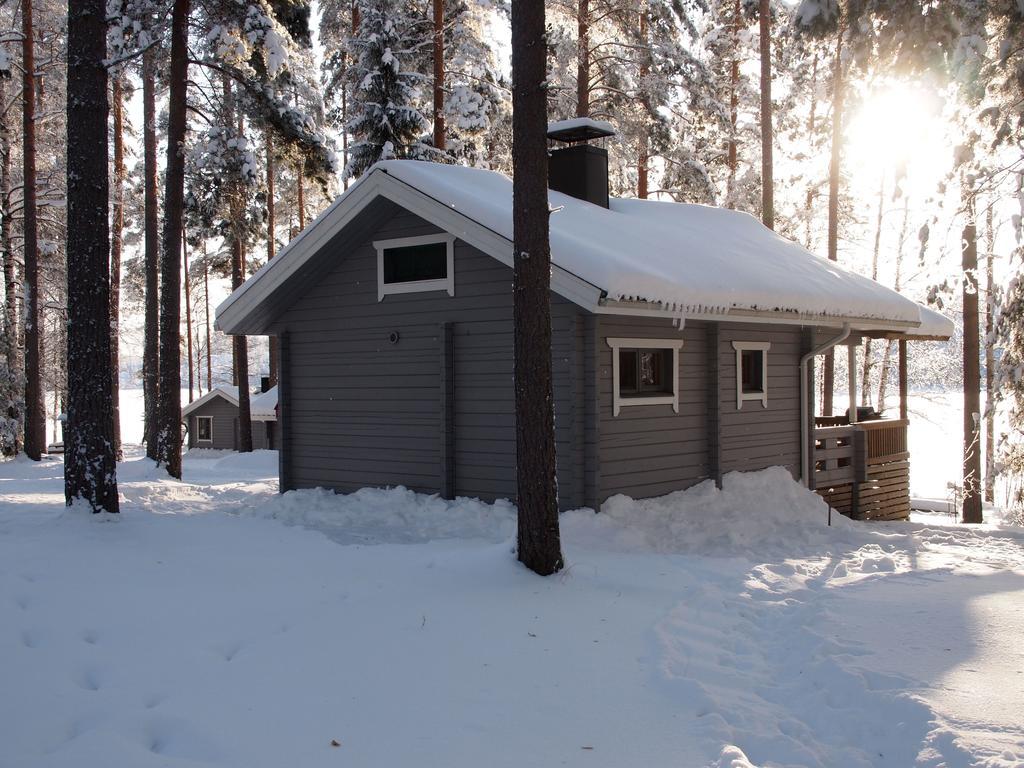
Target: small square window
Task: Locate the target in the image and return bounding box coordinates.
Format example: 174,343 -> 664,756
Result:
197,416 -> 213,442
732,341 -> 770,409
606,338 -> 684,416
619,348 -> 673,397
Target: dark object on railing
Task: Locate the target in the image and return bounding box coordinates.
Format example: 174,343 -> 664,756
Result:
847,406 -> 883,422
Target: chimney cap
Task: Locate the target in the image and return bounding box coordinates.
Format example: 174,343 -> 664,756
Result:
547,117 -> 615,144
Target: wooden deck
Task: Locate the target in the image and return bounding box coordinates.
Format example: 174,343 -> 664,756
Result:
811,418 -> 910,521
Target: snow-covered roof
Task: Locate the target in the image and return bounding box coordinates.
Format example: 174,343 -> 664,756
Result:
546,117 -> 616,141
217,160 -> 951,338
250,385 -> 278,420
181,385 -> 277,420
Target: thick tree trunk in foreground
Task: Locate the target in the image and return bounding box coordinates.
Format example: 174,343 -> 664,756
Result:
823,26 -> 845,418
512,0 -> 563,576
432,0 -> 445,150
156,0 -> 191,478
65,0 -> 118,512
110,74 -> 125,458
758,0 -> 773,230
962,194 -> 983,524
226,88 -> 252,453
637,12 -> 649,199
726,0 -> 739,206
22,0 -> 45,460
143,50 -> 160,459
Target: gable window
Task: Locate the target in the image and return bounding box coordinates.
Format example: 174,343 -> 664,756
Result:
606,338 -> 685,417
374,234 -> 455,301
732,341 -> 770,409
196,416 -> 213,442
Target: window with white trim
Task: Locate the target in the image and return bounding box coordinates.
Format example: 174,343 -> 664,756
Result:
374,234 -> 455,301
732,341 -> 771,409
606,338 -> 684,417
196,415 -> 213,442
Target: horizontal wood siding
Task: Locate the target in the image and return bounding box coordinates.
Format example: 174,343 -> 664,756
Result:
596,316 -> 707,502
272,201 -> 583,506
718,323 -> 802,478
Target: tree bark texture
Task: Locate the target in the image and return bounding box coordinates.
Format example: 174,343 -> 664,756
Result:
861,174 -> 885,407
758,0 -> 774,229
227,89 -> 252,453
576,0 -> 589,117
110,73 -> 125,458
637,11 -> 649,199
823,25 -> 845,417
65,0 -> 119,512
984,206 -> 995,504
204,254 -> 212,391
143,49 -> 160,459
267,134 -> 278,386
512,0 -> 563,576
962,194 -> 983,523
183,232 -> 193,403
0,75 -> 20,455
156,0 -> 191,478
22,0 -> 45,460
433,0 -> 445,150
726,0 -> 739,206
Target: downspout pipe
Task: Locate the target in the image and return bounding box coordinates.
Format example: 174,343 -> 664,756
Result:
800,323 -> 852,488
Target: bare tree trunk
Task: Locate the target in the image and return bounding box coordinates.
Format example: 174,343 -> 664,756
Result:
110,73 -> 125,458
156,0 -> 191,479
576,0 -> 589,117
877,199 -> 907,412
296,159 -> 305,229
227,90 -> 252,453
433,0 -> 445,150
861,173 -> 885,407
984,205 -> 995,504
823,24 -> 845,417
637,11 -> 649,199
758,0 -> 773,229
512,0 -> 563,576
726,0 -> 739,206
22,0 -> 45,460
803,53 -> 819,246
267,134 -> 278,386
962,190 -> 983,523
143,49 -> 160,459
0,75 -> 20,455
183,231 -> 193,404
204,252 -> 212,391
65,0 -> 118,511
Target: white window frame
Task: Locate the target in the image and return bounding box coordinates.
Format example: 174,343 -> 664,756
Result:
196,415 -> 213,443
374,233 -> 455,301
606,337 -> 684,417
732,341 -> 771,410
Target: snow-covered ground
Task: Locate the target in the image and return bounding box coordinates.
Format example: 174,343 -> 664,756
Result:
2,442 -> 1023,767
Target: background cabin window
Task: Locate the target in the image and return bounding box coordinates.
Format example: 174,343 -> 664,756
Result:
197,416 -> 213,442
732,341 -> 771,409
375,234 -> 455,300
606,338 -> 684,416
619,348 -> 673,396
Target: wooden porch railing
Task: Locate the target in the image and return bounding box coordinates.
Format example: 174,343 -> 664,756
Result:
811,418 -> 911,521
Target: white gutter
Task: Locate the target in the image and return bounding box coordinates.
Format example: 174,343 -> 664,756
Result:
799,323 -> 851,488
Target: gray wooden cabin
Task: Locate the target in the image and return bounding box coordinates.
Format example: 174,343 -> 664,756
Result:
183,386 -> 279,451
217,126 -> 951,517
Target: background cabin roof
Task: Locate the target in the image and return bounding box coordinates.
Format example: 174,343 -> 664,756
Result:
218,160 -> 952,338
181,386 -> 278,421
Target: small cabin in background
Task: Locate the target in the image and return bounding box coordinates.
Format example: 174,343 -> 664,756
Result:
182,384 -> 278,451
216,119 -> 953,522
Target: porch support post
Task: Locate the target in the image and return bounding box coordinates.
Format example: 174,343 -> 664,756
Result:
898,338 -> 908,421
848,342 -> 858,424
